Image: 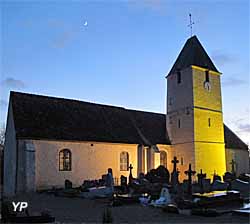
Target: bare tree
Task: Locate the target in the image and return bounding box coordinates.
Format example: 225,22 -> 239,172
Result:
0,124 -> 5,146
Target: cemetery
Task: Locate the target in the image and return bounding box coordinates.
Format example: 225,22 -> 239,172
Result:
1,156 -> 249,223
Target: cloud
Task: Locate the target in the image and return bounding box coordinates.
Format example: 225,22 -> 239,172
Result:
237,123 -> 250,133
1,78 -> 26,89
52,31 -> 76,49
211,51 -> 236,66
128,0 -> 166,14
222,77 -> 248,87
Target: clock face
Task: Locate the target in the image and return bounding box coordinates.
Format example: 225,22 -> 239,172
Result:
204,81 -> 211,91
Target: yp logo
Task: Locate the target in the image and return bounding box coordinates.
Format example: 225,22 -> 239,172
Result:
12,202 -> 28,212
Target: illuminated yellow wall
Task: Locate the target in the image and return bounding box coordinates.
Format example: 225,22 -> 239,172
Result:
195,142 -> 226,179
193,108 -> 224,143
192,66 -> 222,111
166,65 -> 227,181
33,140 -> 138,189
192,66 -> 226,178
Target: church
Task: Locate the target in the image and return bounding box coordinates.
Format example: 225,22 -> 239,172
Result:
3,35 -> 249,197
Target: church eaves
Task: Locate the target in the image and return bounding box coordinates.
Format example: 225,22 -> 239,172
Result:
168,35 -> 220,76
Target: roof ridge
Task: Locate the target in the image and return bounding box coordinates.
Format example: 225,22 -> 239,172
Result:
10,91 -> 126,110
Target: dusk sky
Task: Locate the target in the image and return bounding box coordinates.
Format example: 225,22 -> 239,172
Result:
1,0 -> 249,144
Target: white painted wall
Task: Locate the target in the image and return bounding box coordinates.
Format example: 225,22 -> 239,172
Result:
32,140 -> 138,189
3,101 -> 17,197
226,148 -> 250,176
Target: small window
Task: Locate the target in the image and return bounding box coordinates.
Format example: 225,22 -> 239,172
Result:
181,157 -> 184,165
177,71 -> 181,84
178,119 -> 181,128
120,152 -> 129,171
169,97 -> 173,105
59,149 -> 72,171
205,70 -> 209,82
208,118 -> 211,127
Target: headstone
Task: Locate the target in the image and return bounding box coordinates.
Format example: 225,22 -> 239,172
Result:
211,180 -> 228,191
128,164 -> 133,184
197,169 -> 206,193
171,156 -> 180,192
156,165 -> 170,184
203,179 -> 211,192
151,187 -> 172,207
120,175 -> 127,187
106,168 -> 114,190
230,159 -> 237,176
65,179 -> 72,189
212,171 -> 221,183
184,164 -> 196,195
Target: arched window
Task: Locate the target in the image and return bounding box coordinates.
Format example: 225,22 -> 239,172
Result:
120,152 -> 129,171
160,151 -> 167,168
59,149 -> 72,171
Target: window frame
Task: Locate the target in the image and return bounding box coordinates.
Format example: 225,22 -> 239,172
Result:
120,151 -> 129,171
160,151 -> 167,168
205,70 -> 210,82
59,149 -> 72,171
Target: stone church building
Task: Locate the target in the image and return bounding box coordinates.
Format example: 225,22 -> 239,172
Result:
3,36 -> 249,197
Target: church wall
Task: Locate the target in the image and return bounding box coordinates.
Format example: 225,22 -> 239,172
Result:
169,143 -> 195,181
192,67 -> 222,111
33,140 -> 138,189
225,148 -> 250,176
195,142 -> 226,179
167,67 -> 194,144
157,144 -> 173,172
16,140 -> 26,193
3,101 -> 17,197
167,67 -> 194,112
193,108 -> 224,143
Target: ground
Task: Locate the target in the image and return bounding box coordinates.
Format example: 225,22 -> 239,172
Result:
1,193 -> 249,223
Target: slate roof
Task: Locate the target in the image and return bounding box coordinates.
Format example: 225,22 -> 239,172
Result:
168,35 -> 219,76
224,125 -> 248,150
10,91 -> 169,145
9,91 -> 248,150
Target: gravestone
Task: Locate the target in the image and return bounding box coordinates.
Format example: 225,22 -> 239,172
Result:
106,168 -> 114,189
128,164 -> 133,185
65,179 -> 72,189
120,175 -> 127,187
171,156 -> 180,192
230,159 -> 237,176
184,164 -> 196,195
212,172 -> 221,183
197,169 -> 206,193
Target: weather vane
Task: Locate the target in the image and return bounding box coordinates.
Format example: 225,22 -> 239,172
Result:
188,13 -> 194,37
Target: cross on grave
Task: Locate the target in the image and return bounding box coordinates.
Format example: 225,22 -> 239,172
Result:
197,169 -> 206,193
184,163 -> 196,195
128,164 -> 133,184
230,159 -> 236,175
171,156 -> 179,172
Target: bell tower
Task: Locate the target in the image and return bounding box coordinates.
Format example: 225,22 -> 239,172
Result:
166,36 -> 226,180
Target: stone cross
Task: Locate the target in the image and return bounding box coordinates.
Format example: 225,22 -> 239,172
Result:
171,156 -> 179,172
197,169 -> 206,193
184,163 -> 196,195
230,159 -> 236,175
129,164 -> 133,184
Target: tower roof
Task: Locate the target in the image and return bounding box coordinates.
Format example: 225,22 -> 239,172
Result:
168,35 -> 219,76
